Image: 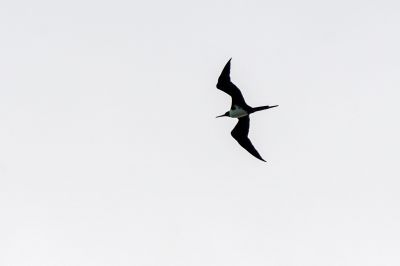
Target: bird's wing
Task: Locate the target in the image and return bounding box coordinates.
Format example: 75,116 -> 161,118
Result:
231,116 -> 266,162
216,59 -> 248,108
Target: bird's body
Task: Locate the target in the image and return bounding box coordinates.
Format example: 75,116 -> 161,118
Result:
216,58 -> 278,162
229,105 -> 248,118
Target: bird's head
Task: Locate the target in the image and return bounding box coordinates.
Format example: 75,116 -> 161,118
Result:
216,111 -> 229,118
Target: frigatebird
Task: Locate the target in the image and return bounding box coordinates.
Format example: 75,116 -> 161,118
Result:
216,58 -> 278,162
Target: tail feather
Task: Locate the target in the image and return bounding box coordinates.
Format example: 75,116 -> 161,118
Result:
252,105 -> 278,113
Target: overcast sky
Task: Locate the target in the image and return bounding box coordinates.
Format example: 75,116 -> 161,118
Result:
1,0 -> 400,265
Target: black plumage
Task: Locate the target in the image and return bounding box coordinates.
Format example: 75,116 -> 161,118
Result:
217,58 -> 250,109
216,58 -> 278,162
231,116 -> 266,162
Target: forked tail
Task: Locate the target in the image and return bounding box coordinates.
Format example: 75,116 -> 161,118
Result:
252,105 -> 279,113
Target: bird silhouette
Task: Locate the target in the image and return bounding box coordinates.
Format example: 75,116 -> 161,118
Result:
216,58 -> 278,162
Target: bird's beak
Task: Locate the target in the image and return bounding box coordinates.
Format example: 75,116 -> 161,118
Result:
216,114 -> 227,118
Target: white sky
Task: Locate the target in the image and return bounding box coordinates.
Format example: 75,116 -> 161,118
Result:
1,0 -> 400,265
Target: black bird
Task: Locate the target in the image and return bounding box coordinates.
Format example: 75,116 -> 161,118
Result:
216,58 -> 278,162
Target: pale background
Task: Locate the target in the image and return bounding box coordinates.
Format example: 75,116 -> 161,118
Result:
1,0 -> 400,265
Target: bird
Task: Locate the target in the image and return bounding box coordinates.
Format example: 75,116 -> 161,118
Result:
216,58 -> 278,162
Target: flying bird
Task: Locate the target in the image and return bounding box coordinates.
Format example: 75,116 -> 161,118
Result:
216,58 -> 278,162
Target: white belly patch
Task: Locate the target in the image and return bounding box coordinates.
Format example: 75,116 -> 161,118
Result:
229,105 -> 248,118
